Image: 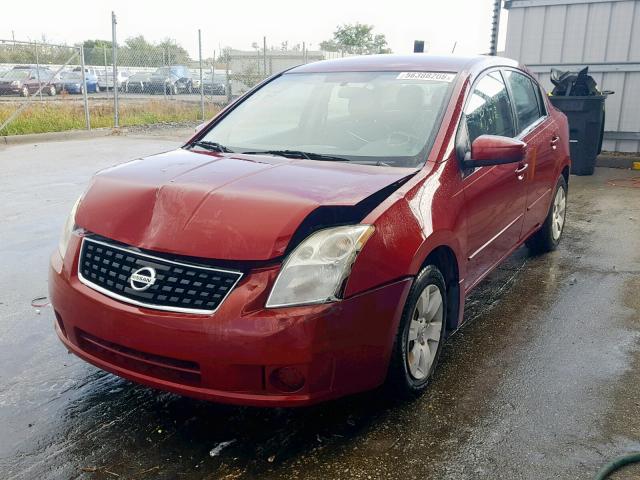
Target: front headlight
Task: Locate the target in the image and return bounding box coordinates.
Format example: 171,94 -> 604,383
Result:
11,80 -> 20,86
58,197 -> 81,258
266,225 -> 375,308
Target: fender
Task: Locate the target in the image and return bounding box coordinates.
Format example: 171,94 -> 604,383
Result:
344,159 -> 466,299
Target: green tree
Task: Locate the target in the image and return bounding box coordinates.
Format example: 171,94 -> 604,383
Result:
157,38 -> 191,65
82,39 -> 113,66
320,23 -> 391,55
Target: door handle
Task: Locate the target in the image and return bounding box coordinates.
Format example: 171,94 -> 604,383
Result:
550,135 -> 560,150
515,163 -> 528,180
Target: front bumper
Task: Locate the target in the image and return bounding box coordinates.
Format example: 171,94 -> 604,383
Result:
0,86 -> 21,94
50,234 -> 411,407
57,85 -> 82,93
145,81 -> 168,92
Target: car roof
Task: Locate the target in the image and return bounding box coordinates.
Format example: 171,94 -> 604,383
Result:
289,54 -> 519,74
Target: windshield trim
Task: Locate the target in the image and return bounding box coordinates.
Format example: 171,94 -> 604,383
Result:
187,68 -> 458,169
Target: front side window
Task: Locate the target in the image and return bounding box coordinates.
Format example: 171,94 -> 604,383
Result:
503,70 -> 542,134
464,71 -> 515,143
199,71 -> 455,167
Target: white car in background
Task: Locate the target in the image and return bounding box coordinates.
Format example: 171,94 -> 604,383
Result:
97,70 -> 130,91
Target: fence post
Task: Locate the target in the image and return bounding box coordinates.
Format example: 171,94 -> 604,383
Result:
198,29 -> 204,121
225,55 -> 231,104
162,49 -> 167,100
80,46 -> 91,130
103,45 -> 108,94
34,40 -> 43,101
263,36 -> 267,78
111,11 -> 119,127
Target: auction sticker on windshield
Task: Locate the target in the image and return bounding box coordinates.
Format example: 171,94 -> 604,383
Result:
396,72 -> 456,82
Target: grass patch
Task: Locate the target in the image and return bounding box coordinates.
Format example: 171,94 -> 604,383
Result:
0,99 -> 221,135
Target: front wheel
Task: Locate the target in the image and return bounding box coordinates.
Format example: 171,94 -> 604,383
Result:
526,176 -> 568,254
386,265 -> 446,396
47,85 -> 56,96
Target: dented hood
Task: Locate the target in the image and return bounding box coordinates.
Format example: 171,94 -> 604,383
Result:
76,149 -> 413,261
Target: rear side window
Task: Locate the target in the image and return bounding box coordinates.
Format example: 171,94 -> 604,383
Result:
503,70 -> 542,134
464,71 -> 515,143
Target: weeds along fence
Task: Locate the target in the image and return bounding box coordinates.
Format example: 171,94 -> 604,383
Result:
0,14 -> 324,136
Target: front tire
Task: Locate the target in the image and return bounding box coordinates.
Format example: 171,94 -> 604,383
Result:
387,265 -> 446,396
526,175 -> 568,254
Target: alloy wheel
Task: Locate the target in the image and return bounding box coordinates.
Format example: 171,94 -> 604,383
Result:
551,186 -> 566,241
406,284 -> 444,380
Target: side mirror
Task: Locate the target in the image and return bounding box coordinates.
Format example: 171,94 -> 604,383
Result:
194,122 -> 207,134
463,135 -> 526,168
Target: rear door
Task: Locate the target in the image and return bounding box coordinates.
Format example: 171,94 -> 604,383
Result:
503,69 -> 559,238
460,69 -> 528,291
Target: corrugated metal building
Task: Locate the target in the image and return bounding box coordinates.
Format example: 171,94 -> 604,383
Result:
504,0 -> 640,153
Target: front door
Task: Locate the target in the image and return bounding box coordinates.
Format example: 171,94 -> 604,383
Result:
460,70 -> 528,291
502,69 -> 560,237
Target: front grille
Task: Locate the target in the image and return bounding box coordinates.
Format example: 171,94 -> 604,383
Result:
76,329 -> 201,385
78,237 -> 242,314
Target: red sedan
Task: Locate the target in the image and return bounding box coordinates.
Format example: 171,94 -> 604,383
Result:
50,55 -> 570,407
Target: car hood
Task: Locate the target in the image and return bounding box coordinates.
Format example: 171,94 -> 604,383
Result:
76,149 -> 414,261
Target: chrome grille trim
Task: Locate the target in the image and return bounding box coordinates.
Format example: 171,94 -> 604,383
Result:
77,237 -> 243,315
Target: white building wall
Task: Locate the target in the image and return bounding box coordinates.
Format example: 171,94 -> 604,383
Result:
504,0 -> 640,152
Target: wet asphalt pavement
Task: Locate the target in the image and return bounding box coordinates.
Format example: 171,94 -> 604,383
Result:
0,135 -> 639,480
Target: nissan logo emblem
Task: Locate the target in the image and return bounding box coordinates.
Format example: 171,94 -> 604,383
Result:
129,267 -> 157,291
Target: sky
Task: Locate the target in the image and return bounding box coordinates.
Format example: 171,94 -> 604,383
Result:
2,0 -> 508,58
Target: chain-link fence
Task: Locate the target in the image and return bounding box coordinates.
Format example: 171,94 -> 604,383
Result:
0,39 -> 90,135
0,13 -> 326,136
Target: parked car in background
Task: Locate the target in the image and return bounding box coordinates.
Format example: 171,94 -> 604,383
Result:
97,69 -> 129,91
201,71 -> 227,95
0,66 -> 57,96
55,71 -> 90,94
145,65 -> 194,94
123,71 -> 151,93
71,67 -> 100,93
51,55 -> 570,407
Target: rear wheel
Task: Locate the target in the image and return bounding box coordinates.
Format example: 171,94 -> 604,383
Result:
47,85 -> 56,96
526,176 -> 567,253
387,265 -> 446,396
20,86 -> 29,97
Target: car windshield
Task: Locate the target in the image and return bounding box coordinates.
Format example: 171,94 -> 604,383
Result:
200,71 -> 455,167
2,70 -> 30,80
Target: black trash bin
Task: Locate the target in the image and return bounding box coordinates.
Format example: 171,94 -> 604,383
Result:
549,94 -> 607,176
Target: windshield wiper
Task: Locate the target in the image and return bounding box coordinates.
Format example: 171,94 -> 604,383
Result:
188,140 -> 234,153
241,150 -> 350,162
